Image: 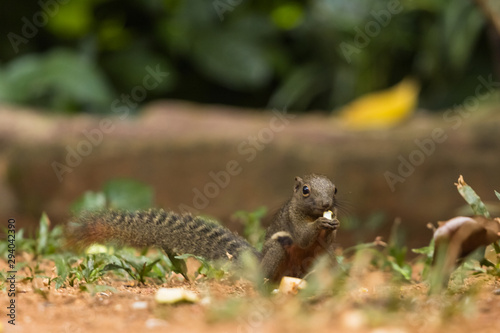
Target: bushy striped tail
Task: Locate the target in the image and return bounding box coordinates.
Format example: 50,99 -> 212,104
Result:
66,209 -> 260,262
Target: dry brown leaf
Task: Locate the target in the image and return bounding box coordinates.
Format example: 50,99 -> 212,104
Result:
432,216 -> 500,270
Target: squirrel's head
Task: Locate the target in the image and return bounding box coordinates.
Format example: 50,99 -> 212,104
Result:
292,174 -> 337,216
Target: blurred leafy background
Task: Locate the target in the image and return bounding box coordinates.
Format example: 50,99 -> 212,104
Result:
0,0 -> 497,114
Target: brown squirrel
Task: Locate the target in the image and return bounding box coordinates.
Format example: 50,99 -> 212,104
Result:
67,174 -> 339,281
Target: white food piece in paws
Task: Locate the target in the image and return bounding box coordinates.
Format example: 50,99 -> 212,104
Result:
278,276 -> 307,295
323,210 -> 333,220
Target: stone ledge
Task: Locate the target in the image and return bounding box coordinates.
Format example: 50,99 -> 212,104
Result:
2,101 -> 499,249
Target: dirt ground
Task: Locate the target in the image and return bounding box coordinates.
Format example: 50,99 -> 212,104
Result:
1,257 -> 500,333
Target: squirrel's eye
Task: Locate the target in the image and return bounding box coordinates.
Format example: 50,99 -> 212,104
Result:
334,187 -> 338,195
302,185 -> 310,197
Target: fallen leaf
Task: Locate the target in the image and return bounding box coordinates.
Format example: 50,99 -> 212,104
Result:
430,215 -> 500,292
339,78 -> 420,130
432,216 -> 500,277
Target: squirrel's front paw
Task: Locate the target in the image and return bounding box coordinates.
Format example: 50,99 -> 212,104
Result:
317,217 -> 340,230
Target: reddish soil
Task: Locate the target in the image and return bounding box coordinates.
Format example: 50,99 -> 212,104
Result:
1,257 -> 500,333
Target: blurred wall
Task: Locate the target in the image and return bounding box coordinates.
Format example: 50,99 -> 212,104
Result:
1,100 -> 499,249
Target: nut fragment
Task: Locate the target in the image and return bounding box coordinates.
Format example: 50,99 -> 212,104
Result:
278,276 -> 307,295
155,288 -> 199,304
323,210 -> 333,220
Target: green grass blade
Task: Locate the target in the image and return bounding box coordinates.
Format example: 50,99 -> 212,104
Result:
455,175 -> 490,218
36,212 -> 50,255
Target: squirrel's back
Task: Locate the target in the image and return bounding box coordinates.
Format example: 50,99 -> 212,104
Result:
67,209 -> 259,261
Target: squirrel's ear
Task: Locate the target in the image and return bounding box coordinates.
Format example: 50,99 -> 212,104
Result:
294,176 -> 303,192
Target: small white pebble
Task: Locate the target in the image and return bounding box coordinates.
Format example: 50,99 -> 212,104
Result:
155,288 -> 198,304
341,310 -> 366,329
200,296 -> 211,306
86,244 -> 110,254
132,301 -> 148,310
32,277 -> 45,289
145,318 -> 169,329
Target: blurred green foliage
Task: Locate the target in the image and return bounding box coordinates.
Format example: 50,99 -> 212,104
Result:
233,206 -> 267,252
71,178 -> 154,213
0,0 -> 493,113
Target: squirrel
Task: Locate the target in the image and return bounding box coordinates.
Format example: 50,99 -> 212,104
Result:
67,174 -> 339,282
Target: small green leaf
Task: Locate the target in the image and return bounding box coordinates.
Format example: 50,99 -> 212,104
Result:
167,253 -> 189,280
137,259 -> 162,283
103,263 -> 132,274
120,258 -> 143,273
72,255 -> 109,284
412,245 -> 434,257
36,213 -> 50,256
412,239 -> 435,264
495,190 -> 500,201
54,277 -> 65,290
389,261 -> 412,281
456,176 -> 490,218
104,262 -> 138,281
151,262 -> 168,282
54,257 -> 69,282
107,255 -> 164,284
142,259 -> 161,275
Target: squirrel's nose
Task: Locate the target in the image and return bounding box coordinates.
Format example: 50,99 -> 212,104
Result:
318,199 -> 332,210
